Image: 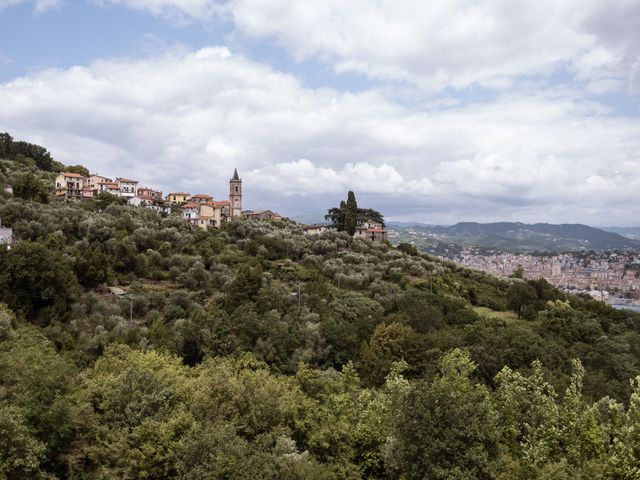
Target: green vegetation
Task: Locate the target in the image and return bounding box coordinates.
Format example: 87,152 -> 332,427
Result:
2,135 -> 640,478
325,191 -> 385,232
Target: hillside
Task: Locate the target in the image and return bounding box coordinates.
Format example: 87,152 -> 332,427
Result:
2,138 -> 640,478
601,226 -> 640,240
391,221 -> 640,253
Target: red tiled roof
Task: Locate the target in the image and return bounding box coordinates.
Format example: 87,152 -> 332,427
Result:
167,192 -> 190,196
116,177 -> 139,183
190,193 -> 213,199
60,172 -> 85,178
181,203 -> 199,209
211,200 -> 230,206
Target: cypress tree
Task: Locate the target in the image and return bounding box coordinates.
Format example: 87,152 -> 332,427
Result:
345,191 -> 358,236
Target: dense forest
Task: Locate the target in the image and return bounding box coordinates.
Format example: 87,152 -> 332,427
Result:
1,135 -> 640,479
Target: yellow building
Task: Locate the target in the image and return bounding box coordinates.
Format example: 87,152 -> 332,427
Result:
165,192 -> 191,204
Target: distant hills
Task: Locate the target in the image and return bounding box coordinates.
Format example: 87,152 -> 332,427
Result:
600,226 -> 640,240
389,221 -> 640,253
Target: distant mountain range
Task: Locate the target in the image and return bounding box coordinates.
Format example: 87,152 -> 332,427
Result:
389,222 -> 640,253
600,226 -> 640,240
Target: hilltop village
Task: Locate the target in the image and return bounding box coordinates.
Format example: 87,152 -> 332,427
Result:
53,169 -> 389,242
54,169 -> 282,229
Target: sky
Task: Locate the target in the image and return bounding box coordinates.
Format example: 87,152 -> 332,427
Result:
1,1 -> 639,225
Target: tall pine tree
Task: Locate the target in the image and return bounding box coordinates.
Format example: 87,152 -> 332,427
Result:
344,191 -> 358,236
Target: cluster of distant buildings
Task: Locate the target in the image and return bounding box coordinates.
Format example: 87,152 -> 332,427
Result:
455,250 -> 640,299
304,220 -> 389,243
54,169 -> 282,229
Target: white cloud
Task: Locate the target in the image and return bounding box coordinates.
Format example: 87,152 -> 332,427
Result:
92,0 -> 220,23
0,0 -> 62,13
1,47 -> 640,224
247,159 -> 426,196
94,0 -> 640,95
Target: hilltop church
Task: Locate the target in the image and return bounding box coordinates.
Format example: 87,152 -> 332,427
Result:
174,169 -> 244,229
175,169 -> 282,229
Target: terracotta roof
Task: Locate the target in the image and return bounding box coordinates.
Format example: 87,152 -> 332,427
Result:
181,203 -> 199,209
211,200 -> 230,206
60,172 -> 85,178
106,185 -> 120,190
167,192 -> 190,196
116,177 -> 139,183
190,193 -> 213,199
367,228 -> 386,233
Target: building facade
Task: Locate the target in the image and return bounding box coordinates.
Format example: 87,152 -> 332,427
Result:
354,220 -> 388,243
303,224 -> 334,235
165,192 -> 190,204
54,172 -> 85,199
116,178 -> 138,198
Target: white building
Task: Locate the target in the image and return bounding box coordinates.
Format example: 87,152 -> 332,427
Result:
116,177 -> 138,198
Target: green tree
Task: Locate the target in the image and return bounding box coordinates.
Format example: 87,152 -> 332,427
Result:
224,263 -> 264,310
13,173 -> 49,203
0,326 -> 76,477
507,281 -> 537,319
0,132 -> 13,158
72,241 -> 112,287
608,375 -> 640,478
65,164 -> 90,177
344,191 -> 358,236
5,137 -> 55,171
0,241 -> 78,319
510,266 -> 525,279
325,200 -> 347,232
389,349 -> 499,479
325,193 -> 384,232
0,404 -> 46,480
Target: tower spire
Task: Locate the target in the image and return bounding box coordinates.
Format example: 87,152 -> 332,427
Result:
229,168 -> 242,217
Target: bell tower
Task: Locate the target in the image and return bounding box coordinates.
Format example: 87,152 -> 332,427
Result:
229,168 -> 242,217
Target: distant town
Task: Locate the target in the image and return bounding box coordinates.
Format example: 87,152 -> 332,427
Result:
453,250 -> 640,306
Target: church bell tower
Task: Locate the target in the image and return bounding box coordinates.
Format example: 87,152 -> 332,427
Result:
229,168 -> 242,217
